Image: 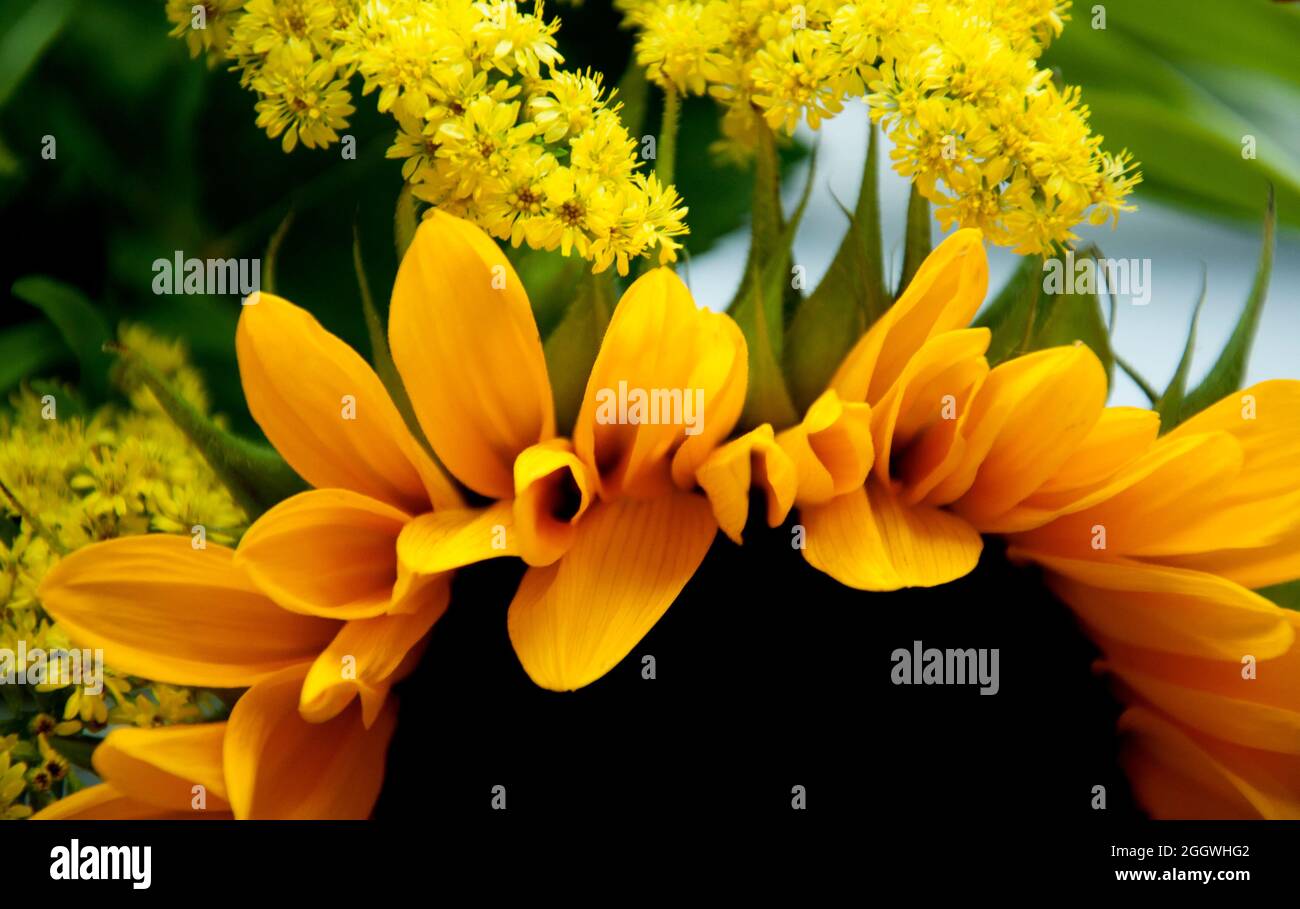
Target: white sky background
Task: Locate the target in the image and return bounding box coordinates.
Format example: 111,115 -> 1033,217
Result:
686,107 -> 1300,408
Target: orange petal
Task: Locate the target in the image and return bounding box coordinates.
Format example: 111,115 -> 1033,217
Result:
801,479 -> 982,591
869,327 -> 990,488
934,345 -> 1108,524
1015,550 -> 1294,661
237,291 -> 458,513
37,536 -> 339,688
92,722 -> 231,811
300,577 -> 448,726
389,209 -> 554,498
988,406 -> 1159,531
1007,431 -> 1243,558
696,425 -> 797,544
830,228 -> 987,404
513,440 -> 596,566
395,501 -> 518,574
507,493 -> 717,691
236,489 -> 409,619
224,665 -> 398,819
1119,707 -> 1300,819
776,389 -> 874,507
573,267 -> 747,500
33,783 -> 234,820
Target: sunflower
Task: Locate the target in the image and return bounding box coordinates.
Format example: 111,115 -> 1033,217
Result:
1006,381 -> 1300,818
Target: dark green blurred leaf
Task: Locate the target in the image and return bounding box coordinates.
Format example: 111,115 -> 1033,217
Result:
0,321 -> 67,393
12,275 -> 113,403
1178,189 -> 1275,420
0,0 -> 76,109
353,221 -> 424,448
114,344 -> 306,517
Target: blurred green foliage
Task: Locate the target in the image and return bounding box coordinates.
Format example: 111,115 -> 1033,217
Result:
1042,0 -> 1300,229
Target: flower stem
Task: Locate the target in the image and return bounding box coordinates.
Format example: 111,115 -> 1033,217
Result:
657,87 -> 680,187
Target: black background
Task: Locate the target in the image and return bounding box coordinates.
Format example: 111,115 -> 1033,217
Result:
379,500 -> 1141,823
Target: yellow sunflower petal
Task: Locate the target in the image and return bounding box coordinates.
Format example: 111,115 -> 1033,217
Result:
224,665 -> 397,819
830,228 -> 987,404
1119,707 -> 1300,819
801,479 -> 983,591
870,327 -> 990,488
389,209 -> 554,498
696,425 -> 797,544
507,493 -> 717,691
1017,551 -> 1294,661
1007,431 -> 1243,558
92,722 -> 231,811
573,267 -> 746,500
776,389 -> 873,507
300,577 -> 450,727
236,489 -> 409,620
237,291 -> 458,513
395,501 -> 518,575
37,536 -> 339,688
936,345 -> 1108,525
513,440 -> 596,566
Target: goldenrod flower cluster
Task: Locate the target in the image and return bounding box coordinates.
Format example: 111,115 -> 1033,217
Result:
0,327 -> 236,818
617,0 -> 1139,253
164,0 -> 689,273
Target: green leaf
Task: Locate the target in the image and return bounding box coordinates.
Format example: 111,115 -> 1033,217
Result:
784,124 -> 885,411
1178,189 -> 1276,421
1257,580 -> 1300,613
544,270 -> 614,435
11,276 -> 114,403
112,344 -> 307,517
0,0 -> 76,109
974,254 -> 1043,366
352,221 -> 426,449
0,321 -> 67,393
1031,246 -> 1115,386
1042,2 -> 1300,229
897,182 -> 931,296
1154,265 -> 1208,430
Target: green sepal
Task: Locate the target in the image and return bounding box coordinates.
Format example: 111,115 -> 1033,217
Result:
394,183 -> 419,262
977,248 -> 1114,384
973,253 -> 1042,365
729,124 -> 813,429
12,276 -> 114,404
897,183 -> 932,296
111,344 -> 307,518
1031,246 -> 1115,385
1154,266 -> 1207,430
1175,188 -> 1276,423
1257,580 -> 1300,613
784,124 -> 885,412
544,268 -> 615,436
